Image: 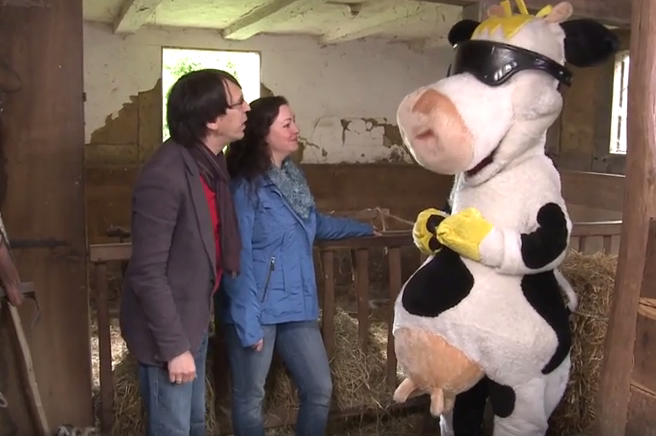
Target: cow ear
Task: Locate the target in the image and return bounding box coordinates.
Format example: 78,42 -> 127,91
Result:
448,19 -> 480,47
560,19 -> 620,67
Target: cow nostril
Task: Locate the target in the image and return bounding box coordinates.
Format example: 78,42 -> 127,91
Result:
415,128 -> 434,141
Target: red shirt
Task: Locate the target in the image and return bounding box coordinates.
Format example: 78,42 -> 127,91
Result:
200,176 -> 222,293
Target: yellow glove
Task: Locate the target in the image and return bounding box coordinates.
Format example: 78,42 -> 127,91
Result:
413,208 -> 450,255
436,208 -> 494,261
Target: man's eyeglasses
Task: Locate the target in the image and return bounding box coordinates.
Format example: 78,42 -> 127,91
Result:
228,97 -> 246,109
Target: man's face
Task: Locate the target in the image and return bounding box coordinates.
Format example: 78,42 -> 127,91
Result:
207,79 -> 250,142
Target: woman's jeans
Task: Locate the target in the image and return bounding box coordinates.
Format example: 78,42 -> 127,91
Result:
225,320 -> 333,436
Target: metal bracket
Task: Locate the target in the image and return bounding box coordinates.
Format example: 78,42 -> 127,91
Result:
0,282 -> 40,330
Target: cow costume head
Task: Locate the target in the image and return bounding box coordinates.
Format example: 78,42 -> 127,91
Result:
391,2 -> 618,435
397,0 -> 617,185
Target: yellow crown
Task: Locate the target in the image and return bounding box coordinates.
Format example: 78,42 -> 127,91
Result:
473,0 -> 554,39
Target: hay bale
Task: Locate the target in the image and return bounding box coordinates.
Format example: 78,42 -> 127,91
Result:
266,307 -> 396,417
98,306 -> 400,435
94,250 -> 616,435
268,412 -> 437,436
549,250 -> 617,436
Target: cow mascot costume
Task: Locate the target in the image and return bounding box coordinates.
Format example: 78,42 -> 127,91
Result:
391,1 -> 619,435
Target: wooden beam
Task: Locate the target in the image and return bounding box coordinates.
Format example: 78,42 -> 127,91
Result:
594,0 -> 656,434
321,3 -> 426,44
408,37 -> 449,52
408,3 -> 484,53
222,0 -> 315,41
417,0 -> 630,28
0,0 -> 92,433
113,0 -> 164,35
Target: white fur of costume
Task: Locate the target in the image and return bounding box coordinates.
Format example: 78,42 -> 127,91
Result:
390,2 -> 617,435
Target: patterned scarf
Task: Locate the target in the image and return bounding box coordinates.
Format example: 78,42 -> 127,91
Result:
188,143 -> 242,274
267,159 -> 315,219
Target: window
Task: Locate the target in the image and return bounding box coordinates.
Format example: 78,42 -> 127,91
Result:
609,50 -> 629,155
161,48 -> 261,140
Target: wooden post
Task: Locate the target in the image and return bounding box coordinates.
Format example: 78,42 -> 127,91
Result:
595,1 -> 656,434
0,0 -> 91,434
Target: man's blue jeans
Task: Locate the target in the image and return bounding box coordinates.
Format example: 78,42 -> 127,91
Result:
138,334 -> 208,436
225,320 -> 333,436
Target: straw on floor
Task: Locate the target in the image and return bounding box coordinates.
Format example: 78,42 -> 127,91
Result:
548,250 -> 617,436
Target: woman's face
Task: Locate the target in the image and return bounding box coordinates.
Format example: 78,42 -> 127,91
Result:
267,104 -> 300,158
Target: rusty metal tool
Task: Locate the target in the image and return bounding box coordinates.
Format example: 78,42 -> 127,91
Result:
0,215 -> 49,436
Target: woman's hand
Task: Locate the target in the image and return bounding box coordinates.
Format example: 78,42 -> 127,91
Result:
252,338 -> 264,352
373,227 -> 383,236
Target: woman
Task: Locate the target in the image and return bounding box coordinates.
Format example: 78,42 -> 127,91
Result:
219,95 -> 376,436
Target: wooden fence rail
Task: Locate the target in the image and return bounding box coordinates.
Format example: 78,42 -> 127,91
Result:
87,220 -> 623,434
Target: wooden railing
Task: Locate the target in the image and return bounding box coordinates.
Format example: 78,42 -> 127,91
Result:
569,221 -> 622,254
315,230 -> 411,390
87,220 -> 623,433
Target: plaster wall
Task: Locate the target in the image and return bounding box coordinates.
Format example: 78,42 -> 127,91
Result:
83,22 -> 452,164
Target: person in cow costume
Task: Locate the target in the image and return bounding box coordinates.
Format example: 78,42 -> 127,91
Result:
391,1 -> 619,435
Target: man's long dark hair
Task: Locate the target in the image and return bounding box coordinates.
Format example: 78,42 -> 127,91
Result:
225,95 -> 289,182
166,68 -> 240,148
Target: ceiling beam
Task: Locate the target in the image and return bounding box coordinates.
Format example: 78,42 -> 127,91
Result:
222,0 -> 316,40
320,3 -> 440,44
113,0 -> 164,34
408,3 -> 483,51
408,37 -> 450,52
417,0 -> 630,28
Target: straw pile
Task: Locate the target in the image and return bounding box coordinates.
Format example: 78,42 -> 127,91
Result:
267,412 -> 438,436
91,249 -> 617,436
548,250 -> 617,436
265,307 -> 394,416
92,306 -> 406,436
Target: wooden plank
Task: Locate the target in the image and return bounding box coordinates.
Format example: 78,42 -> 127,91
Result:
320,251 -> 335,360
0,0 -> 91,433
222,0 -> 312,40
571,221 -> 623,236
114,0 -> 164,34
386,247 -> 402,389
631,307 -> 656,393
419,0 -> 630,27
561,170 -> 625,213
94,263 -> 113,434
595,0 -> 656,433
0,221 -> 49,436
88,221 -> 624,264
88,242 -> 132,262
316,232 -> 412,250
4,303 -> 49,436
626,383 -> 656,435
603,235 -> 613,254
214,394 -> 431,435
354,248 -> 369,353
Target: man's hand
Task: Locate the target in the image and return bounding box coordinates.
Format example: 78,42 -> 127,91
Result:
168,351 -> 196,384
252,339 -> 264,352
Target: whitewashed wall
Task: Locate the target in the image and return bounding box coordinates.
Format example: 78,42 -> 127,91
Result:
83,22 -> 452,163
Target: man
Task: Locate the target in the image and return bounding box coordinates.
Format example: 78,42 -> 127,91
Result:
120,69 -> 249,435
